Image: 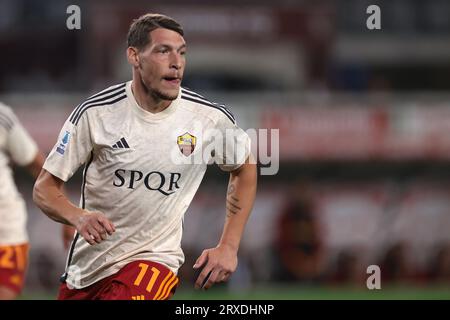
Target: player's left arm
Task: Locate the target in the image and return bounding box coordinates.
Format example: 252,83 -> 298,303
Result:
194,155 -> 257,290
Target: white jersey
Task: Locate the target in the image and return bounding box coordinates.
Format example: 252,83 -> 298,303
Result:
43,81 -> 250,289
0,103 -> 38,244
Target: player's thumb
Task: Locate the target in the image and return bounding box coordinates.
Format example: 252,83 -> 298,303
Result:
193,251 -> 208,269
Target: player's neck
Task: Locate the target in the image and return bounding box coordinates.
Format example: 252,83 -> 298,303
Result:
131,80 -> 171,114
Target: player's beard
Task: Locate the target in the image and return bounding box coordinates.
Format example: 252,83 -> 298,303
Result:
138,64 -> 179,102
152,86 -> 178,101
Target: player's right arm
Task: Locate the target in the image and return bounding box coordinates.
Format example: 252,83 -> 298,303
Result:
32,108 -> 114,246
33,170 -> 115,245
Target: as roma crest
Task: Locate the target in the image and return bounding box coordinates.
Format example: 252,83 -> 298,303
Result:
177,132 -> 196,156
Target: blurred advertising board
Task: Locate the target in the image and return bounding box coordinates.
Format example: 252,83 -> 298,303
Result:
261,105 -> 450,160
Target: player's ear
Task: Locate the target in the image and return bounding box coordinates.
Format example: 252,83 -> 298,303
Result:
127,47 -> 140,68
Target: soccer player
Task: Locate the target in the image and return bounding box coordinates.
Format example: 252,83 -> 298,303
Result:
33,13 -> 257,300
0,103 -> 45,299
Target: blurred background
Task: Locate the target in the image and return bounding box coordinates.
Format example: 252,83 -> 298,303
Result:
2,0 -> 450,299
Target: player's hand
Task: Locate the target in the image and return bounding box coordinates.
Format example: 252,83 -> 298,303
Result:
193,244 -> 237,290
62,224 -> 76,250
74,210 -> 115,245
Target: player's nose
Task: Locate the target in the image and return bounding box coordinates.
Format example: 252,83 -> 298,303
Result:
170,52 -> 183,70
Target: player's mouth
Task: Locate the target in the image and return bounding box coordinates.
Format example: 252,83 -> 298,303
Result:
163,76 -> 181,86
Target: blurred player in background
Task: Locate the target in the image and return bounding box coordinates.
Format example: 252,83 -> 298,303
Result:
33,13 -> 257,300
0,103 -> 45,299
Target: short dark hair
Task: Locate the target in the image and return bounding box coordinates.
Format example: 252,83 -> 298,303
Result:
127,13 -> 184,50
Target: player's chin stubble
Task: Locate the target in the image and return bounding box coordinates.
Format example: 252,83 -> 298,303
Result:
138,64 -> 179,101
153,87 -> 178,101
140,76 -> 178,101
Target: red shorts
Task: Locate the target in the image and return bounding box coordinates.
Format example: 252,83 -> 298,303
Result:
58,260 -> 179,300
0,243 -> 29,294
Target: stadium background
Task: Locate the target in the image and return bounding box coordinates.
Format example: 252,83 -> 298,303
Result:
1,0 -> 450,299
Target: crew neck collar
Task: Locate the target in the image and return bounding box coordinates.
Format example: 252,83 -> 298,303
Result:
126,81 -> 179,122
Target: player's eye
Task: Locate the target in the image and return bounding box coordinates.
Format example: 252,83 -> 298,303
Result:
156,47 -> 169,54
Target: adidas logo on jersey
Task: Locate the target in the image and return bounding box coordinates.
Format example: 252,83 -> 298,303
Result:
112,137 -> 130,149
